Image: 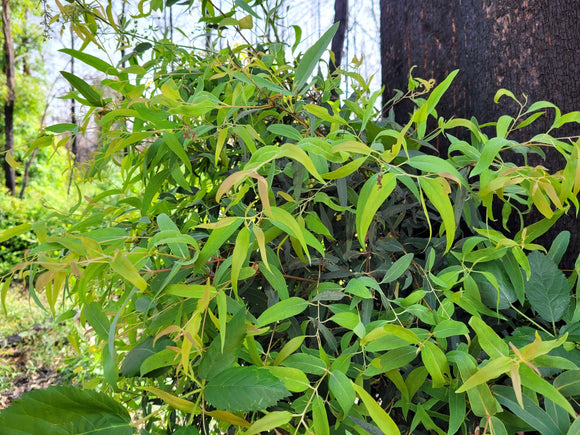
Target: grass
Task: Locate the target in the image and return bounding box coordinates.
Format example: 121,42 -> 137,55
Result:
0,283 -> 80,404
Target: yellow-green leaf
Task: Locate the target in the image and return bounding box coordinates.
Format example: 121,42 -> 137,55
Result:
352,382 -> 400,435
356,173 -> 397,249
419,177 -> 456,252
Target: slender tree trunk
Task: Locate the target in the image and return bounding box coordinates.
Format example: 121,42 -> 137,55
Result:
330,0 -> 348,75
2,0 -> 16,195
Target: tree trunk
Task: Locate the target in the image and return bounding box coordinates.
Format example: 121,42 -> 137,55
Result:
380,0 -> 580,268
2,0 -> 16,195
330,0 -> 348,75
380,0 -> 579,130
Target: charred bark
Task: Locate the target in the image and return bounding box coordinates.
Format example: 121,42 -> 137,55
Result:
2,0 -> 16,195
380,0 -> 580,268
330,0 -> 348,75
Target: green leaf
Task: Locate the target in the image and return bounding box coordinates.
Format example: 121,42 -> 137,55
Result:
568,416 -> 580,435
141,349 -> 178,376
0,223 -> 32,243
356,172 -> 397,248
330,311 -> 360,330
120,336 -> 173,377
471,137 -> 510,176
195,218 -> 243,271
469,316 -> 509,358
256,297 -> 309,327
488,416 -> 508,435
294,22 -> 339,90
420,340 -> 450,388
382,253 -> 414,283
518,364 -> 575,416
163,132 -> 192,172
305,104 -> 347,125
0,386 -> 131,434
59,48 -> 118,75
312,395 -> 330,435
199,310 -> 246,380
448,388 -> 466,435
553,370 -> 580,396
352,382 -> 401,435
45,123 -> 78,133
344,278 -> 372,299
455,356 -> 512,393
204,366 -> 290,412
364,346 -> 418,377
450,351 -> 498,417
493,385 -> 561,435
157,213 -> 190,259
265,366 -> 310,392
83,302 -> 110,341
273,336 -> 305,366
525,251 -> 570,322
60,71 -> 104,106
283,353 -> 327,375
419,177 -> 456,252
329,370 -> 356,414
433,319 -> 469,338
269,207 -> 311,260
547,231 -> 570,266
259,263 -> 289,300
267,124 -> 303,141
231,226 -> 250,293
407,155 -> 465,186
245,411 -> 293,435
111,250 -> 147,291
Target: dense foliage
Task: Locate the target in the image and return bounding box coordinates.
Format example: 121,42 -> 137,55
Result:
1,1 -> 580,434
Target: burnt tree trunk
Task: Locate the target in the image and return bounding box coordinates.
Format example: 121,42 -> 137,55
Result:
330,0 -> 348,75
2,0 -> 16,195
380,0 -> 580,268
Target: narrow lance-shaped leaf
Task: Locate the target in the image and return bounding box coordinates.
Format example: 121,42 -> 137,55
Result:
352,382 -> 400,435
356,173 -> 397,249
61,71 -> 104,106
419,176 -> 456,252
294,22 -> 339,90
231,226 -> 250,294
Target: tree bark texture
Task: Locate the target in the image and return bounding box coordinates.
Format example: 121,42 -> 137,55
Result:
330,0 -> 348,75
381,0 -> 578,134
380,0 -> 580,268
2,0 -> 16,195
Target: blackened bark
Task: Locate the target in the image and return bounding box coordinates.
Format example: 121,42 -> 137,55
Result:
2,0 -> 16,195
380,0 -> 579,132
330,0 -> 348,75
380,0 -> 580,268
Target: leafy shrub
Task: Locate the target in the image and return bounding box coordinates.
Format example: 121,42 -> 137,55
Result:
1,2 -> 580,434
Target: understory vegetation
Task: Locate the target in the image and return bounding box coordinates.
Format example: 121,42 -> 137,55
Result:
1,1 -> 580,434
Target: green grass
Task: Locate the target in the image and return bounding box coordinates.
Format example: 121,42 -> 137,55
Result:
0,284 -> 77,396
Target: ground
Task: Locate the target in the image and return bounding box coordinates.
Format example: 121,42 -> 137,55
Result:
0,285 -> 76,409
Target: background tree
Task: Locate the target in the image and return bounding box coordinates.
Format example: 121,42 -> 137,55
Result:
2,0 -> 15,195
380,0 -> 580,267
329,0 -> 348,75
0,0 -> 45,196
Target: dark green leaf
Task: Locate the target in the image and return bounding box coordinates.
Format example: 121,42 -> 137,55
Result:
525,251 -> 570,322
120,336 -> 173,377
0,386 -> 131,434
60,71 -> 104,106
493,385 -> 561,435
83,302 -> 110,341
199,310 -> 247,380
204,366 -> 290,412
294,23 -> 339,90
